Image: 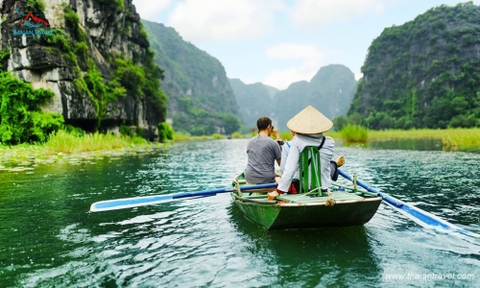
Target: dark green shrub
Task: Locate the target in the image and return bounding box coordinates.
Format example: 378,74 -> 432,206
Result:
119,125 -> 135,137
0,72 -> 64,144
157,122 -> 174,142
340,125 -> 368,143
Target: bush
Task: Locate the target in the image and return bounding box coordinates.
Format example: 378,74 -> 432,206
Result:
212,133 -> 226,139
119,125 -> 135,137
333,115 -> 348,131
157,122 -> 174,142
340,125 -> 368,143
64,125 -> 85,137
0,72 -> 64,145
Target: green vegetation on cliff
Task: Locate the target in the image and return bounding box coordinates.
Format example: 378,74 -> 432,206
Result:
59,5 -> 167,130
0,71 -> 64,145
142,19 -> 241,135
349,2 -> 480,129
0,1 -> 169,145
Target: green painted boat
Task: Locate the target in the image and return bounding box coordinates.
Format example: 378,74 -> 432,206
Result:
230,177 -> 382,230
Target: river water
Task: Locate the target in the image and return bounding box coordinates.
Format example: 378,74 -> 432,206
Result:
1,139 -> 479,287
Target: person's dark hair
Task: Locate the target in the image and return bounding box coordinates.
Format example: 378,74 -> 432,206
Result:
257,116 -> 272,130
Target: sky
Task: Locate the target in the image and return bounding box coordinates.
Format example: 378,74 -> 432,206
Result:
131,0 -> 480,90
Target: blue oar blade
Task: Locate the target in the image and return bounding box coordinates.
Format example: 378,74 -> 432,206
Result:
338,169 -> 480,239
89,183 -> 277,212
90,194 -> 176,212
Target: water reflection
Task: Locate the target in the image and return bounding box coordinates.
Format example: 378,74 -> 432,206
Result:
1,139 -> 479,287
369,138 -> 443,151
227,203 -> 382,287
367,138 -> 479,153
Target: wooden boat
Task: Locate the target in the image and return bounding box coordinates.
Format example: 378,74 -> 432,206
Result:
230,174 -> 382,230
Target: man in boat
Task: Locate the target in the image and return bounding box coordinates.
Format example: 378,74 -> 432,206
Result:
244,116 -> 282,184
269,105 -> 343,199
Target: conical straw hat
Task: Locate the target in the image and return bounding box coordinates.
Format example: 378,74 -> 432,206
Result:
286,105 -> 333,134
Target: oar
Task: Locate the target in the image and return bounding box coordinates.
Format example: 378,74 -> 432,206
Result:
89,183 -> 277,213
338,169 -> 480,239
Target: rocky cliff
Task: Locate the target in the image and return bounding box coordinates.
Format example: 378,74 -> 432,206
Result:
142,20 -> 241,136
350,2 -> 480,129
0,0 -> 166,139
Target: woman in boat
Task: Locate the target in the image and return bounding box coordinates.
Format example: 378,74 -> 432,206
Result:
244,116 -> 282,184
269,105 -> 341,199
279,129 -> 345,194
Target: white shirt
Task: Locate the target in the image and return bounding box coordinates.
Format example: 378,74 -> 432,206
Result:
277,134 -> 335,191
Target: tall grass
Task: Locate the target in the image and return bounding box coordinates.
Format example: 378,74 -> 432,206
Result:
339,125 -> 368,143
173,132 -> 227,141
279,131 -> 294,141
367,128 -> 480,149
45,130 -> 147,154
0,130 -> 154,166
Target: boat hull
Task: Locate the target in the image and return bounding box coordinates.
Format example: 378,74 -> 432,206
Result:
231,191 -> 382,230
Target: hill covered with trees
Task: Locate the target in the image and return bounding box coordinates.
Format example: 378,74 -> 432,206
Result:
230,65 -> 356,131
349,2 -> 480,129
142,20 -> 241,135
274,64 -> 357,131
228,79 -> 278,129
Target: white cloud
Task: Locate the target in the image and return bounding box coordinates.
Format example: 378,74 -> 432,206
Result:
266,43 -> 324,60
263,61 -> 324,90
167,0 -> 282,42
354,72 -> 363,81
132,0 -> 173,21
291,0 -> 386,29
263,43 -> 326,89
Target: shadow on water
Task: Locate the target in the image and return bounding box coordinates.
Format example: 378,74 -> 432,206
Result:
227,203 -> 382,287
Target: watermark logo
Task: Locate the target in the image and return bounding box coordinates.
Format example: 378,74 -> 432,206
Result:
12,6 -> 52,37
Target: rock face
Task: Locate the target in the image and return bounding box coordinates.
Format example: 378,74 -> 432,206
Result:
0,0 -> 166,138
142,20 -> 241,135
350,2 -> 480,129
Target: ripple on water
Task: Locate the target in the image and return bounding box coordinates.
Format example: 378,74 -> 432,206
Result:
4,140 -> 480,287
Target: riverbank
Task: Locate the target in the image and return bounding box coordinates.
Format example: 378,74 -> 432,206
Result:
0,131 -> 165,171
365,128 -> 480,150
2,127 -> 479,170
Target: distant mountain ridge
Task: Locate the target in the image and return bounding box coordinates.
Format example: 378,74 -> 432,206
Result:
229,79 -> 278,129
230,64 -> 357,131
142,20 -> 356,134
142,19 -> 241,135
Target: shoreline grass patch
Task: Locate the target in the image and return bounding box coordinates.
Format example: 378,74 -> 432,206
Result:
340,125 -> 368,143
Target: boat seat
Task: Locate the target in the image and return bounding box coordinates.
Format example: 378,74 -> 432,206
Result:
298,145 -> 324,196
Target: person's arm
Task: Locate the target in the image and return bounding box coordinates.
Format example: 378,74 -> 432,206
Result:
272,127 -> 284,147
279,143 -> 289,172
277,143 -> 299,192
273,141 -> 282,166
271,127 -> 279,140
320,137 -> 335,189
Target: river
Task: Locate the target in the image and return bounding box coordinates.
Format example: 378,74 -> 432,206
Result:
1,139 -> 479,287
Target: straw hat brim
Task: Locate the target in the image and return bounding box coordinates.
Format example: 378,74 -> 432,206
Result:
286,105 -> 333,134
